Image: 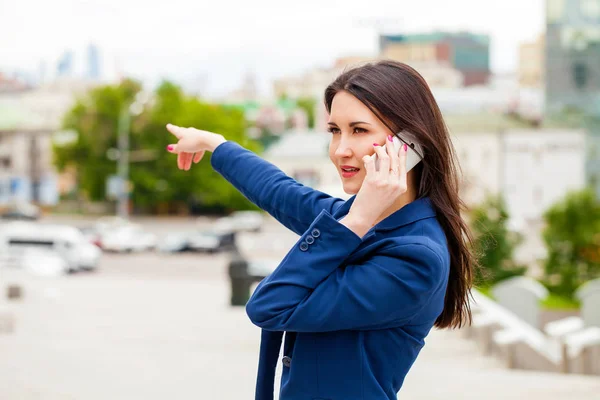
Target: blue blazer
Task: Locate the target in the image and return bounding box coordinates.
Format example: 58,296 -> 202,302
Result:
211,141 -> 450,400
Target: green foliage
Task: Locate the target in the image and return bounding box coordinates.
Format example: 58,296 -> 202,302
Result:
296,97 -> 317,129
542,188 -> 600,298
53,79 -> 263,214
540,293 -> 580,310
469,194 -> 527,286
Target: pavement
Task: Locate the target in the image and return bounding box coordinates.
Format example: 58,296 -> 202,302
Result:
0,216 -> 599,399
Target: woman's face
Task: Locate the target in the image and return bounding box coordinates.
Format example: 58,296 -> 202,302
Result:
328,90 -> 391,194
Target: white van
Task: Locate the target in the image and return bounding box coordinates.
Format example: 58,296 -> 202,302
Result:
0,221 -> 102,273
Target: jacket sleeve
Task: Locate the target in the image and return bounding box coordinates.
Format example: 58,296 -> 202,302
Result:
245,209 -> 445,332
210,141 -> 345,236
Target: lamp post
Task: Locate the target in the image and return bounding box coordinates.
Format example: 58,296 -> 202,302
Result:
115,91 -> 150,220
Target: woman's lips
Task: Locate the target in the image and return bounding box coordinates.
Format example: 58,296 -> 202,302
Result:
341,169 -> 360,178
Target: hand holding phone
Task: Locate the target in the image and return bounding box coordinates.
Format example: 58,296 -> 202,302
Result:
374,131 -> 424,173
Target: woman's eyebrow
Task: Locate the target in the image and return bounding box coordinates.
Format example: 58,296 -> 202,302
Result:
349,121 -> 371,127
327,121 -> 372,127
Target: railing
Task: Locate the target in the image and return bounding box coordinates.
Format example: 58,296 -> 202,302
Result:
464,289 -> 600,375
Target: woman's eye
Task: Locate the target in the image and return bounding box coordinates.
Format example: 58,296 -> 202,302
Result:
327,127 -> 367,134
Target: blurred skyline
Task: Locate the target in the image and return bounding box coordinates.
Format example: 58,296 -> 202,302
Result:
1,0 -> 544,98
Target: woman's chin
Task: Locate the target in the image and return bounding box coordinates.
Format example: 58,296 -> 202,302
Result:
342,183 -> 359,195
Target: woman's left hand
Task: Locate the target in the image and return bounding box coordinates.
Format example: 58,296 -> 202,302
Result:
345,135 -> 408,230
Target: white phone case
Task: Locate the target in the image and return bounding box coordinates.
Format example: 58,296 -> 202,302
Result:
374,134 -> 423,173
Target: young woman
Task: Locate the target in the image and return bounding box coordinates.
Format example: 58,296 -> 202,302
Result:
165,60 -> 477,400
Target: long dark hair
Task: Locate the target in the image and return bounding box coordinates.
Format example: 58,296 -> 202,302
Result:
324,60 -> 477,329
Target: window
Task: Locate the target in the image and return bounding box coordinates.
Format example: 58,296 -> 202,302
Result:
573,62 -> 588,88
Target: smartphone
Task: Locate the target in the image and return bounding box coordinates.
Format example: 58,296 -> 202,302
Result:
374,131 -> 424,172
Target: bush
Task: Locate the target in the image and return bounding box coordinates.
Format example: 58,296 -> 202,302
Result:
542,188 -> 600,298
469,194 -> 527,286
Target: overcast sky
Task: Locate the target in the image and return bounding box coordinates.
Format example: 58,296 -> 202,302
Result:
0,0 -> 545,98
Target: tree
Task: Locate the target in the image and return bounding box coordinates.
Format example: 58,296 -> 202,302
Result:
296,97 -> 317,129
469,194 -> 527,287
542,188 -> 600,298
53,79 -> 262,214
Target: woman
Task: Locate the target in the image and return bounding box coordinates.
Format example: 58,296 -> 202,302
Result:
165,60 -> 477,400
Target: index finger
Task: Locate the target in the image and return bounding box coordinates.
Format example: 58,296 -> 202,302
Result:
166,123 -> 184,139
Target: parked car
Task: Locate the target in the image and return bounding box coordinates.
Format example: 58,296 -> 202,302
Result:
0,202 -> 40,221
0,221 -> 102,273
83,216 -> 130,248
158,230 -> 235,253
21,248 -> 70,276
100,223 -> 157,253
213,210 -> 264,233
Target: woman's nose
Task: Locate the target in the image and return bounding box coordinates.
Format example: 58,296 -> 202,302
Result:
334,140 -> 353,157
335,145 -> 352,158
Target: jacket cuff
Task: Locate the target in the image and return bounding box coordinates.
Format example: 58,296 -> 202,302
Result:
210,140 -> 238,174
274,208 -> 363,288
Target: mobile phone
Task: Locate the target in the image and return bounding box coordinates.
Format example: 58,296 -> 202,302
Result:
374,131 -> 424,173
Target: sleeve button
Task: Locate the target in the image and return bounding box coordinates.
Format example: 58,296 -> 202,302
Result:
305,236 -> 315,244
311,229 -> 320,238
299,242 -> 309,251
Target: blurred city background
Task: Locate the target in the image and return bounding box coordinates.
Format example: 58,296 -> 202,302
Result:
1,0 -> 600,399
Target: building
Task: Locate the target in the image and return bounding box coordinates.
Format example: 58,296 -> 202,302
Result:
87,43 -> 101,80
546,0 -> 600,113
449,114 -> 586,267
56,50 -> 74,78
273,67 -> 339,100
519,34 -> 545,87
225,71 -> 259,103
0,105 -> 58,206
272,56 -> 378,101
545,0 -> 600,199
450,124 -> 586,224
379,32 -> 491,86
0,79 -> 98,206
0,73 -> 30,93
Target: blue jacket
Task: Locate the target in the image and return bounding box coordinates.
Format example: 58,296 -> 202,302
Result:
211,141 -> 450,400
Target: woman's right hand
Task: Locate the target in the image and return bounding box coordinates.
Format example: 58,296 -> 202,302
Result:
166,123 -> 226,170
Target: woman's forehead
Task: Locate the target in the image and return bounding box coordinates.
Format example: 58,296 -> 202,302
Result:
329,92 -> 378,124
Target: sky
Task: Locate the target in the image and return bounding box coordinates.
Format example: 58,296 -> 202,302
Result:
0,0 -> 546,98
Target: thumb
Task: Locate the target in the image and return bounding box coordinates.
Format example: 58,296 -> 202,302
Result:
166,144 -> 178,153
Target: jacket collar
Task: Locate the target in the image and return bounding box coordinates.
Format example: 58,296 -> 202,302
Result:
334,196 -> 437,232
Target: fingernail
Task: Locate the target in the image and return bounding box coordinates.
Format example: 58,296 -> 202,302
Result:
373,143 -> 379,147
167,145 -> 173,151
403,144 -> 408,151
388,135 -> 393,142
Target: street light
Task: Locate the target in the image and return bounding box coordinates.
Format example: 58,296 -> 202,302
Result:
116,90 -> 151,219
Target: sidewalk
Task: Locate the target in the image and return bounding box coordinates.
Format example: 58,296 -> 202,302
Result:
0,272 -> 598,399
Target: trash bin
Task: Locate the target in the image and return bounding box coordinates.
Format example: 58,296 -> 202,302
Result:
228,254 -> 253,306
